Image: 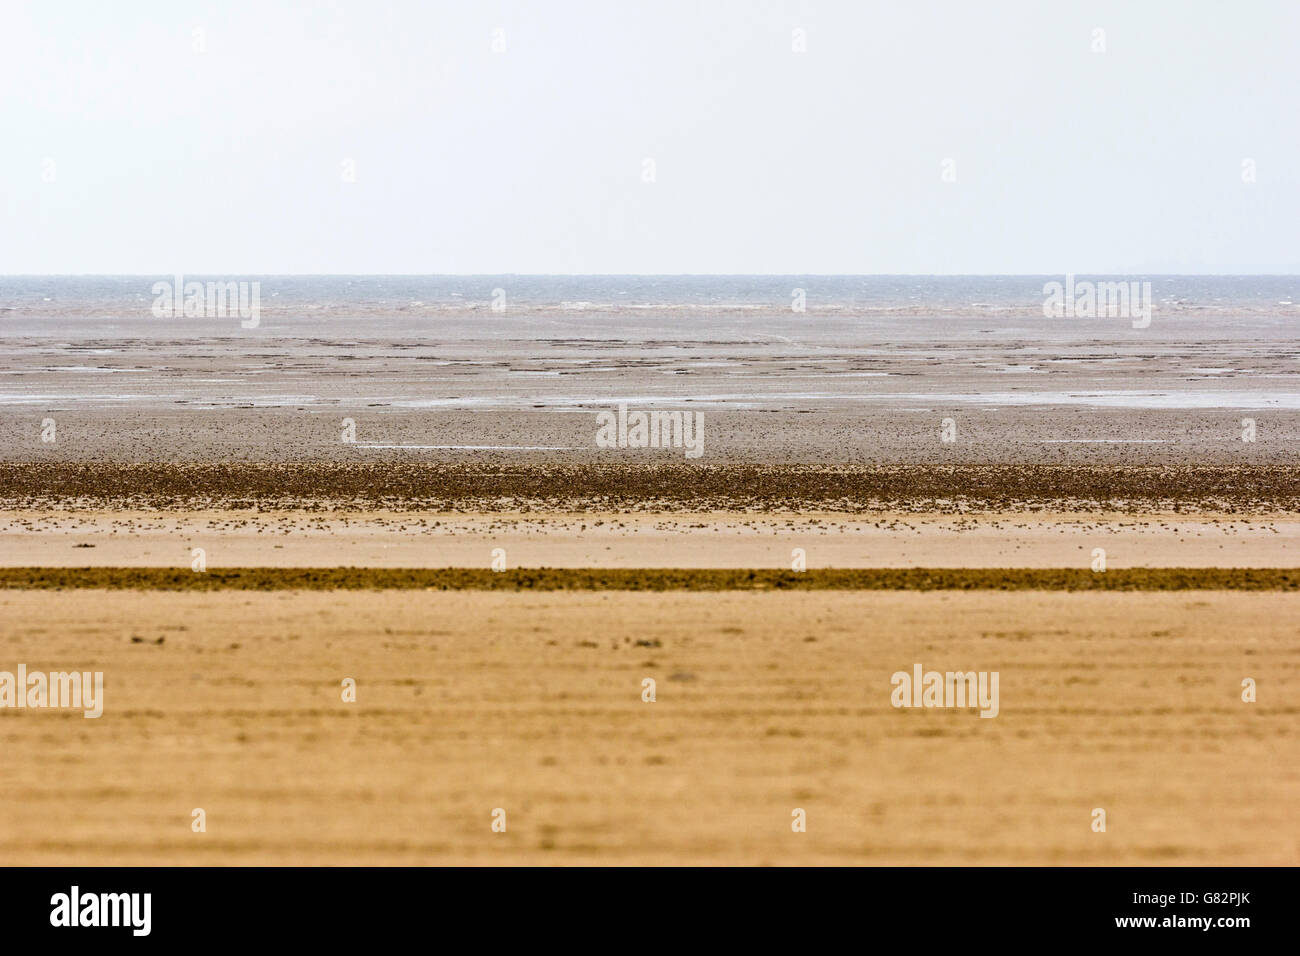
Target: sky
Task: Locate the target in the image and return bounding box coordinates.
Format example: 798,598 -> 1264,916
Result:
2,0 -> 1298,274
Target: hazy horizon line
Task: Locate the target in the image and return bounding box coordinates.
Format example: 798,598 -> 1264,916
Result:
5,272 -> 1300,279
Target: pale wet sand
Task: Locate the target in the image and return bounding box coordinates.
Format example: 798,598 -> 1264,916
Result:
6,284 -> 1300,471
4,510 -> 1300,569
4,407 -> 1300,466
0,590 -> 1292,865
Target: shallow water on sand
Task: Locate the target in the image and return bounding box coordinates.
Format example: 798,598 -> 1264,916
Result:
2,277 -> 1297,462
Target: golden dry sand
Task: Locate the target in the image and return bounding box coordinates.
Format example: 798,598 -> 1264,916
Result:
0,589 -> 1293,865
4,510 -> 1300,570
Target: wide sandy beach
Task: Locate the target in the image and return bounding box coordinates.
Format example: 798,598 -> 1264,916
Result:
0,458 -> 1296,865
0,589 -> 1293,866
4,279 -> 1298,865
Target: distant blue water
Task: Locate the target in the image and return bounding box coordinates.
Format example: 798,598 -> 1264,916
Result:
2,275 -> 1297,326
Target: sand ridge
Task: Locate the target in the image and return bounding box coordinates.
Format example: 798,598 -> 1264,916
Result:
4,462 -> 1300,513
3,567 -> 1300,590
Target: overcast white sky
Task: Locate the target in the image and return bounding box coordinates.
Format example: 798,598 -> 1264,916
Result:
2,0 -> 1297,274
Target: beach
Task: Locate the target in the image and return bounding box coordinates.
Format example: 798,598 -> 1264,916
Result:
2,276 -> 1297,865
0,588 -> 1292,865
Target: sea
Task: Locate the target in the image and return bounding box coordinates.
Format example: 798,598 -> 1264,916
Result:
1,276 -> 1297,413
